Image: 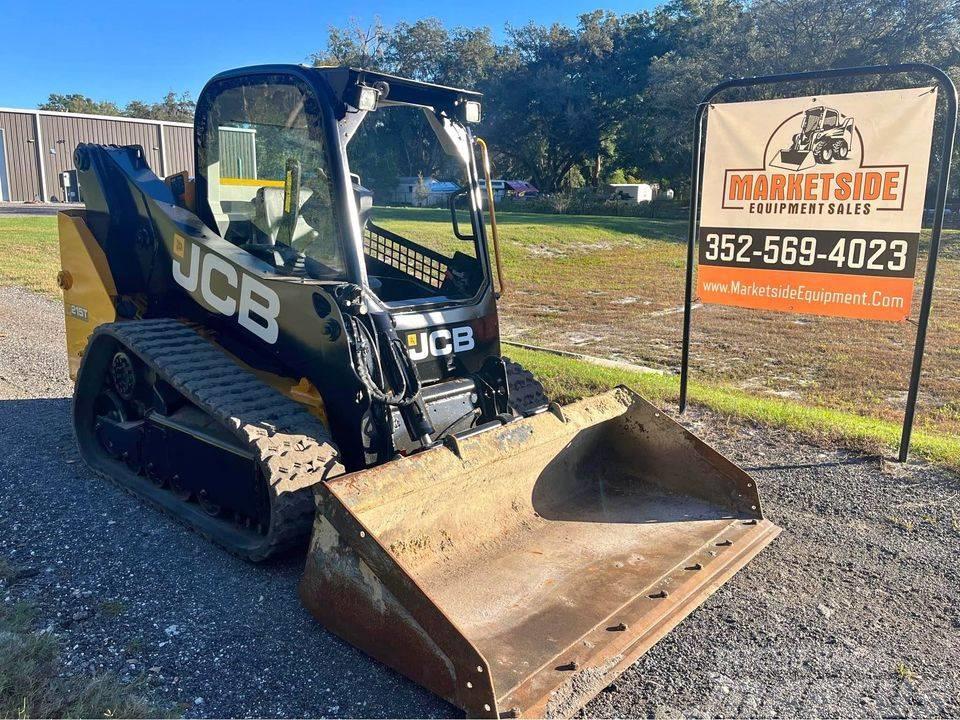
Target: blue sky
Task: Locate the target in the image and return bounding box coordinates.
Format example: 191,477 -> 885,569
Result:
1,0 -> 656,109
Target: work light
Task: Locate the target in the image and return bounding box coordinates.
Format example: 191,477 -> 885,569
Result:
346,83 -> 381,112
463,100 -> 482,124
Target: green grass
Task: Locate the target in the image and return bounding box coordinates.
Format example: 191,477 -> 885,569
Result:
371,205 -> 688,245
0,597 -> 159,719
895,661 -> 919,683
0,558 -> 17,584
370,206 -> 689,293
0,216 -> 61,295
509,345 -> 960,469
2,211 -> 958,468
98,600 -> 127,618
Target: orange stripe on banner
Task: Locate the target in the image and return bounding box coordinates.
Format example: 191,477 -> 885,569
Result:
697,265 -> 914,322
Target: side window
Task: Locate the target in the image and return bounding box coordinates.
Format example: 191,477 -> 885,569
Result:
201,77 -> 344,279
824,110 -> 838,129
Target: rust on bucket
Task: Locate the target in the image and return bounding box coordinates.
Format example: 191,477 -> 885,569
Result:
300,387 -> 780,717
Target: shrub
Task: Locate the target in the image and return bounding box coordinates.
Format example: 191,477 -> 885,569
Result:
497,188 -> 686,219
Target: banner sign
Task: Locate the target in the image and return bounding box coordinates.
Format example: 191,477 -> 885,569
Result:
698,87 -> 937,321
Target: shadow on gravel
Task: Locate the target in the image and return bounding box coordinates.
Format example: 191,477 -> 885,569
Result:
0,396 -> 71,431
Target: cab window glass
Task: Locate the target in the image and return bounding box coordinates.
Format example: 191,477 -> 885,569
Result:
203,78 -> 344,279
347,106 -> 484,304
802,110 -> 821,133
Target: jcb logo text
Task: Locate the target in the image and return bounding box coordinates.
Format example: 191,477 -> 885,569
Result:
172,237 -> 280,344
406,326 -> 475,360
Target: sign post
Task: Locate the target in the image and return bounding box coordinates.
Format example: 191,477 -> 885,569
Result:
679,65 -> 957,461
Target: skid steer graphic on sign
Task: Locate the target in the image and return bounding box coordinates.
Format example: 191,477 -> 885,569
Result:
771,106 -> 855,171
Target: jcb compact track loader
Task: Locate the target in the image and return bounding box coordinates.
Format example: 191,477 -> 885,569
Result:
57,65 -> 780,717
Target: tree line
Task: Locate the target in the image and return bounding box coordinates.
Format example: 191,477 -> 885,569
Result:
39,0 -> 960,199
314,0 -> 960,199
38,91 -> 195,123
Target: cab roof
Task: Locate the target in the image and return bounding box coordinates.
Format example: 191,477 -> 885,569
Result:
205,64 -> 481,122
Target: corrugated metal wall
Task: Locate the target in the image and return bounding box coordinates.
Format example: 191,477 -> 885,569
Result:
218,127 -> 257,179
40,114 -> 163,201
163,124 -> 194,176
0,108 -> 194,202
0,111 -> 42,201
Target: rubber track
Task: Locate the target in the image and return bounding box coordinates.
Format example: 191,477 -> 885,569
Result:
82,319 -> 343,561
504,357 -> 549,415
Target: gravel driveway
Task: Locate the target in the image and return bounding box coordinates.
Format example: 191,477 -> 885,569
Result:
1,285 -> 958,718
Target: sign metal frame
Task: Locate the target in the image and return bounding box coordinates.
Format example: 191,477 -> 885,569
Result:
678,64 -> 958,462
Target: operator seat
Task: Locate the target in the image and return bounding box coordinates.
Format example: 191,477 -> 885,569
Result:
247,186 -> 338,272
251,185 -> 317,246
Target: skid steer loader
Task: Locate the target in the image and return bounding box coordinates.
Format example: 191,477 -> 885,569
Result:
57,64 -> 780,717
772,105 -> 855,171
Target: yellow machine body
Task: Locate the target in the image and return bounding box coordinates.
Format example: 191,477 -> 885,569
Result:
57,210 -> 118,379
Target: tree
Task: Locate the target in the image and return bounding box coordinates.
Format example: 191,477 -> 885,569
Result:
614,0 -> 756,196
413,172 -> 431,206
39,91 -> 194,121
310,17 -> 389,68
313,2 -> 960,198
123,92 -> 195,122
39,94 -> 121,116
313,18 -> 498,198
443,27 -> 498,87
480,13 -> 642,192
388,19 -> 451,81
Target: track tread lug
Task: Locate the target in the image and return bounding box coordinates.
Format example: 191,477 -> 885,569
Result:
74,319 -> 344,562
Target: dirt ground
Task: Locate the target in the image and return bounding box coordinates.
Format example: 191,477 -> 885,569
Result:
1,285 -> 958,718
493,222 -> 960,438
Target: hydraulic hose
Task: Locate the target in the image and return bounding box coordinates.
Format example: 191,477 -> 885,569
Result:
347,312 -> 421,407
343,288 -> 436,444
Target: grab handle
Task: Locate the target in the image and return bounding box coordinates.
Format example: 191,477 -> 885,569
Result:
474,137 -> 506,296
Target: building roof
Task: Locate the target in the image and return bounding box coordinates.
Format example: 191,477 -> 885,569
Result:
0,106 -> 191,128
505,180 -> 539,193
395,176 -> 460,192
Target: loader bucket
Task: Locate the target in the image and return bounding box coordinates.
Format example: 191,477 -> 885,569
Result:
300,388 -> 780,718
771,149 -> 816,172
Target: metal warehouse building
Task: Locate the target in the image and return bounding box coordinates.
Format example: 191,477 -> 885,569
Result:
0,107 -> 194,203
